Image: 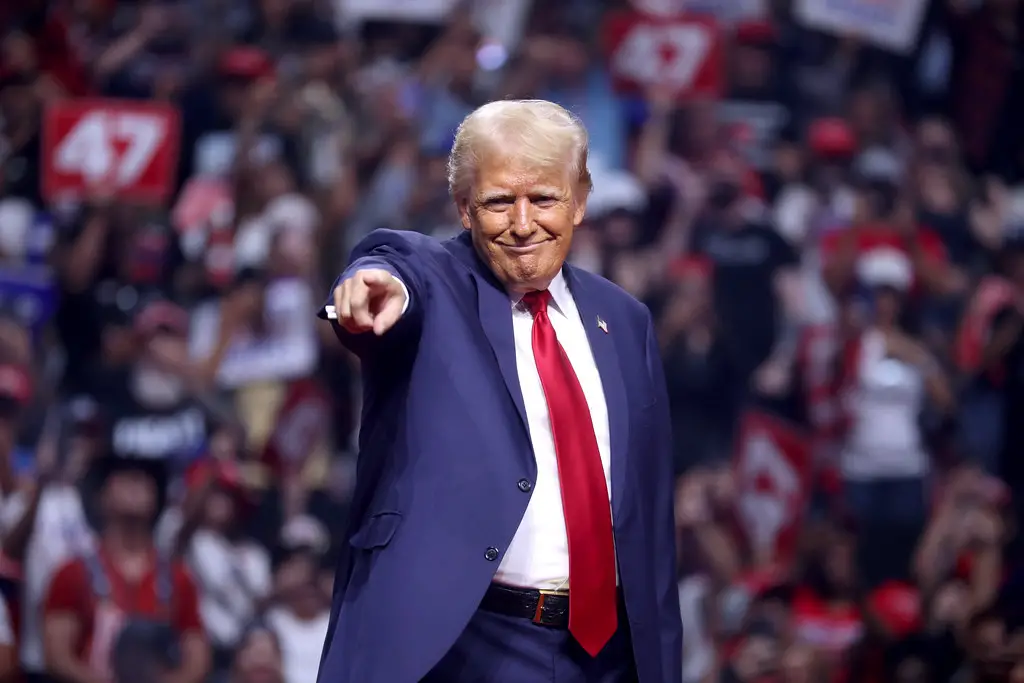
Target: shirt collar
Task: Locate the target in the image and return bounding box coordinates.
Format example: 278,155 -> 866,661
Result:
510,270 -> 571,315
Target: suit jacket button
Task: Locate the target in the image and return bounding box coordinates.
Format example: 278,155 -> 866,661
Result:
484,547 -> 499,561
517,478 -> 532,492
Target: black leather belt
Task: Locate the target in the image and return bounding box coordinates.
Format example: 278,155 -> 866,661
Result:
481,583 -> 570,628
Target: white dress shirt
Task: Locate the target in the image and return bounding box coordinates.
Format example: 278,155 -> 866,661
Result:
327,270 -> 613,590
495,272 -> 613,590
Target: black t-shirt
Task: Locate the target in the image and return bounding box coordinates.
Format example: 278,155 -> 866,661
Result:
918,209 -> 983,270
662,333 -> 737,471
80,368 -> 211,464
690,220 -> 798,377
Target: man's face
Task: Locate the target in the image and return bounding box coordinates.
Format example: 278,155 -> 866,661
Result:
235,628 -> 283,683
460,153 -> 585,294
103,471 -> 158,522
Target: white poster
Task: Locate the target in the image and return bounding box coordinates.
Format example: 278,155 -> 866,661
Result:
631,0 -> 767,23
472,0 -> 532,51
337,0 -> 459,24
793,0 -> 928,55
684,0 -> 768,23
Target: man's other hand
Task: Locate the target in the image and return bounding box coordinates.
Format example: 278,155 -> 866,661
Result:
331,269 -> 407,336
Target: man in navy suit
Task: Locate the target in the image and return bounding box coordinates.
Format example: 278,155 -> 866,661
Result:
317,99 -> 681,682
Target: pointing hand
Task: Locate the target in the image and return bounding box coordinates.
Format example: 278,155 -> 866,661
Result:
331,269 -> 407,336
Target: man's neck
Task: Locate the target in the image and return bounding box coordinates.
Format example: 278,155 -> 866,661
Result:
103,532 -> 154,573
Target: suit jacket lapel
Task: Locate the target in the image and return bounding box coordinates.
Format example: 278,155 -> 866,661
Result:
449,233 -> 531,440
563,267 -> 630,523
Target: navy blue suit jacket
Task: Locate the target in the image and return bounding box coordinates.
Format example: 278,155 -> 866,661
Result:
316,229 -> 682,683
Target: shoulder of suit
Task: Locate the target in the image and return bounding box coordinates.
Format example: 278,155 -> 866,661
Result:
359,228 -> 444,254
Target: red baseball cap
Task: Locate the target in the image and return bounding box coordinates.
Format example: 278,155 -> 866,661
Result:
218,47 -> 275,80
809,118 -> 857,158
868,581 -> 922,638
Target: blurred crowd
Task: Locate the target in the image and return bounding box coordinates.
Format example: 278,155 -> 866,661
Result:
1,0 -> 1024,681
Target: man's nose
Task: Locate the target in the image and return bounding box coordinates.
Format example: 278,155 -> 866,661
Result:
510,197 -> 534,236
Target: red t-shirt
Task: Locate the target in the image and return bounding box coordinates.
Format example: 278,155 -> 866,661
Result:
43,551 -> 203,671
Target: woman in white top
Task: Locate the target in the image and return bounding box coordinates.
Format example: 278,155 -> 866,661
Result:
839,249 -> 954,585
158,454 -> 272,679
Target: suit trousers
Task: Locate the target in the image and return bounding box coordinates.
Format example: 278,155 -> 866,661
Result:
422,605 -> 638,683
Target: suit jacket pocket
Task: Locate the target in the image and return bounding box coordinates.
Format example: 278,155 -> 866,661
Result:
349,511 -> 403,550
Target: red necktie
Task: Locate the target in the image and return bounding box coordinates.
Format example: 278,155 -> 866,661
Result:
522,290 -> 617,656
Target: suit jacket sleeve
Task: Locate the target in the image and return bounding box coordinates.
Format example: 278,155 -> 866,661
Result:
645,312 -> 684,680
317,229 -> 428,359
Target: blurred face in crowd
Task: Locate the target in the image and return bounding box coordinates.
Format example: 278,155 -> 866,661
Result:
848,88 -> 891,145
208,427 -> 240,461
234,627 -> 284,683
0,318 -> 30,366
1,32 -> 37,76
602,210 -> 642,249
101,322 -> 137,366
133,329 -> 188,407
461,148 -> 586,294
204,486 -> 237,532
276,551 -> 325,616
259,0 -> 291,27
872,286 -> 903,328
258,162 -> 294,203
893,657 -> 929,683
706,151 -> 746,214
548,36 -> 589,84
916,118 -> 957,167
733,628 -> 780,680
781,643 -> 816,683
858,180 -> 900,223
218,77 -> 254,120
102,470 -> 158,530
731,43 -> 773,91
670,101 -> 718,159
805,527 -> 857,599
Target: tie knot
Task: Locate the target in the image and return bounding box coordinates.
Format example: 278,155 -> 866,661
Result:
522,290 -> 551,316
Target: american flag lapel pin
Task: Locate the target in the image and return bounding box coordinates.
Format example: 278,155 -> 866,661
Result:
596,316 -> 608,334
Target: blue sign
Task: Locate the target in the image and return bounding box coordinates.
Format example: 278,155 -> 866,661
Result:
0,265 -> 57,335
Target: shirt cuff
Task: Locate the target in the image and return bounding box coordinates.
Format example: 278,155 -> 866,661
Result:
323,277 -> 410,319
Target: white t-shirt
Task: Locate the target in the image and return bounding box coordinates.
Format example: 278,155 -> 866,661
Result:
266,607 -> 330,683
841,329 -> 929,480
157,510 -> 271,649
0,485 -> 93,670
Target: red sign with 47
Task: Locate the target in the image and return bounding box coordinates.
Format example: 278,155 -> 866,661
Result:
603,11 -> 724,99
42,99 -> 181,205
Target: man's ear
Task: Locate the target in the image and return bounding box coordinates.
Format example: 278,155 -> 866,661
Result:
573,196 -> 588,227
458,199 -> 472,230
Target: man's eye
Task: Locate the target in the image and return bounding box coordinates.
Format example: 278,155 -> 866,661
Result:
486,199 -> 512,208
533,197 -> 557,207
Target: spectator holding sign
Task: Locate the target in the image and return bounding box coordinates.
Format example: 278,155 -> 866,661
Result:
837,247 -> 954,587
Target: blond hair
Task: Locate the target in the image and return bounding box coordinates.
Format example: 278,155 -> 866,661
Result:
447,99 -> 593,202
